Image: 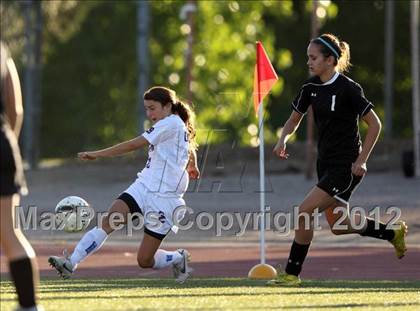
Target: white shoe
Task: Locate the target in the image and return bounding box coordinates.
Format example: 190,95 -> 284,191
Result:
172,249 -> 193,284
48,249 -> 74,279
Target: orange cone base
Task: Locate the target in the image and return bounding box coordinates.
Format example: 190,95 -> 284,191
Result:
248,263 -> 277,280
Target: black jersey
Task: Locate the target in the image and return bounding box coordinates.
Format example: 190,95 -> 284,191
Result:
292,72 -> 373,163
0,89 -> 27,196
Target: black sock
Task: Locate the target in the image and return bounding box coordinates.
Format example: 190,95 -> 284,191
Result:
285,240 -> 310,276
360,218 -> 395,241
9,257 -> 36,308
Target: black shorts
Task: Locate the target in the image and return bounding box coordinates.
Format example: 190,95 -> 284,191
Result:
0,122 -> 27,196
316,160 -> 363,205
116,192 -> 167,241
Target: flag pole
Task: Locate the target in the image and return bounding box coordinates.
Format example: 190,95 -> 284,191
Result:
256,42 -> 266,265
248,41 -> 277,279
258,101 -> 265,265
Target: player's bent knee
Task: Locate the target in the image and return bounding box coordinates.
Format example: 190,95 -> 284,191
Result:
0,228 -> 18,251
100,217 -> 114,234
0,231 -> 31,259
137,256 -> 154,268
101,214 -> 126,234
330,227 -> 346,235
100,201 -> 130,234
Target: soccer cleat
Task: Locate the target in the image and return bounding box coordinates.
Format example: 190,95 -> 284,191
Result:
267,265 -> 301,287
267,272 -> 301,286
390,221 -> 408,259
172,249 -> 193,284
48,249 -> 74,279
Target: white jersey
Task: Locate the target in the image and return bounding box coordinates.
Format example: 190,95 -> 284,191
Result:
137,114 -> 189,198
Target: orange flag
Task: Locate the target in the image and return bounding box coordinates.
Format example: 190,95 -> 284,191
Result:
253,41 -> 278,113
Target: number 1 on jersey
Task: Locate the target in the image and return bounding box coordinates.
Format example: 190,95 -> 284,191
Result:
331,95 -> 336,111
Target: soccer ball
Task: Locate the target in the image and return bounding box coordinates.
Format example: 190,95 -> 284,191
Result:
55,196 -> 93,233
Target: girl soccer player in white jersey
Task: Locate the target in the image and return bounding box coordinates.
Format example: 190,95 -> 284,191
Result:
268,33 -> 408,286
49,86 -> 200,283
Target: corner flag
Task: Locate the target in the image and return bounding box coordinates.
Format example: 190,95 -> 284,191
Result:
253,41 -> 278,113
248,41 -> 278,280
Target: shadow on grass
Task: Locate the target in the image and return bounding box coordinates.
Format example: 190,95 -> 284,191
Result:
300,279 -> 420,289
2,278 -> 420,296
265,302 -> 420,309
1,295 -> 420,311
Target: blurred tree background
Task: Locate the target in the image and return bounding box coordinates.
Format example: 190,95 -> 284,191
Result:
0,0 -> 414,158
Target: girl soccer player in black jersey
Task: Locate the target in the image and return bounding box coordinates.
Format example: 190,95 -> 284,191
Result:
0,42 -> 43,310
269,33 -> 408,286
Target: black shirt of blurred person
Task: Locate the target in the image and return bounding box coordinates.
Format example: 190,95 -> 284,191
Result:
0,73 -> 27,196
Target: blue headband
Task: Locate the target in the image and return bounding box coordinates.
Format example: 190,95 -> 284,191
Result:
316,37 -> 340,59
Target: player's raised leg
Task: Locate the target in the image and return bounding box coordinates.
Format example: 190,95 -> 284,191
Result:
48,198 -> 130,279
325,203 -> 408,258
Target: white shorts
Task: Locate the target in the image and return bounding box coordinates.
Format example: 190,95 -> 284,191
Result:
121,178 -> 186,239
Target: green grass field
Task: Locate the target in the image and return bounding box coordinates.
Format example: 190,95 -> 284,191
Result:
1,278 -> 420,311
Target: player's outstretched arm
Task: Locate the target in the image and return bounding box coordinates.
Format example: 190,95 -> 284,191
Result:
352,109 -> 381,176
273,110 -> 304,159
78,136 -> 149,160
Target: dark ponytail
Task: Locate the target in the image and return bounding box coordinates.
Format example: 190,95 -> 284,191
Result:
337,40 -> 351,73
143,86 -> 198,151
1,41 -> 9,92
312,33 -> 351,73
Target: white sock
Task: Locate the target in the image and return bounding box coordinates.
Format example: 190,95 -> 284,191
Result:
69,227 -> 108,269
152,249 -> 183,269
